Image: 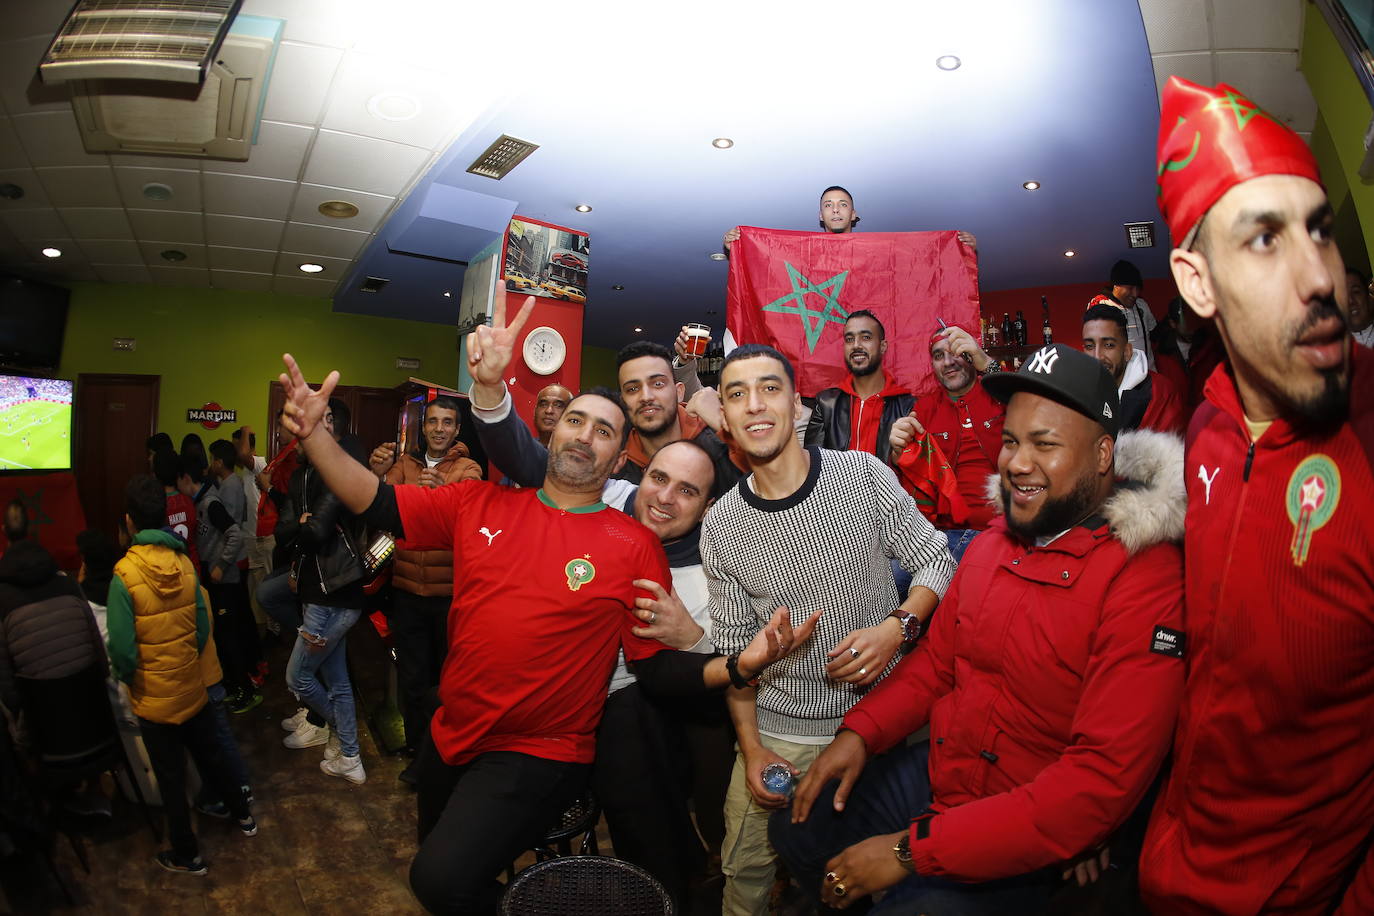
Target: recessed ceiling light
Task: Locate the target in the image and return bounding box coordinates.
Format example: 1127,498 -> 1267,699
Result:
1022,180 -> 1041,191
712,138 -> 734,149
574,204 -> 592,213
936,55 -> 961,71
611,284 -> 625,290
41,247 -> 61,258
709,252 -> 728,261
366,91 -> 422,122
142,182 -> 174,201
160,249 -> 187,262
299,263 -> 325,274
1063,249 -> 1076,258
442,290 -> 452,298
0,183 -> 25,201
318,200 -> 360,219
634,326 -> 643,332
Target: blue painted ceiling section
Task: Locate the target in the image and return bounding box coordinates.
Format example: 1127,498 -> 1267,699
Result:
335,0 -> 1166,350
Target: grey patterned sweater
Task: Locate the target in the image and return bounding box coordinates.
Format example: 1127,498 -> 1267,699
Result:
703,447 -> 954,738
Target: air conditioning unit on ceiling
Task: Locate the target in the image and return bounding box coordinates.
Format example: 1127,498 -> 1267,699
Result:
38,2 -> 281,162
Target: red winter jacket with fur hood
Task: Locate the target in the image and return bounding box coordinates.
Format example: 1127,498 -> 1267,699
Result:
842,429 -> 1186,880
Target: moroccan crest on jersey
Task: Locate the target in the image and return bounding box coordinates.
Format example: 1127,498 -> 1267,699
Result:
565,555 -> 596,591
1286,454 -> 1340,567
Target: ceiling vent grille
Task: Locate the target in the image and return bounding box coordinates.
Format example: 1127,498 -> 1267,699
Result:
1124,221 -> 1155,249
39,0 -> 243,85
466,135 -> 539,180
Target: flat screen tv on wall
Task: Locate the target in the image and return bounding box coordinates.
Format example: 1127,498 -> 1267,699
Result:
0,374 -> 73,471
0,273 -> 71,373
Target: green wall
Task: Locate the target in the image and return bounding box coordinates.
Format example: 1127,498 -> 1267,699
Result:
58,283 -> 462,440
580,344 -> 616,390
1301,8 -> 1374,268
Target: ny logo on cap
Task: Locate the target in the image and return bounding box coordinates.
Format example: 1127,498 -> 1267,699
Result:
1027,347 -> 1059,374
1103,404 -> 1114,419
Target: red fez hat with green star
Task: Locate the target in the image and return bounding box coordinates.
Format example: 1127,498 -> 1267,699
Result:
1156,76 -> 1321,247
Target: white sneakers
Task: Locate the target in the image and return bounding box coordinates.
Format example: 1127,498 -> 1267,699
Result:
283,706 -> 365,784
321,753 -> 366,785
280,707 -> 309,733
283,720 -> 330,749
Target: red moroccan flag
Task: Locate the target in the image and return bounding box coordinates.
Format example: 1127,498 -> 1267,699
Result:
726,228 -> 980,398
0,472 -> 87,569
894,432 -> 969,528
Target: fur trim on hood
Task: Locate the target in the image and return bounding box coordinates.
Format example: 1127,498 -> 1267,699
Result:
983,428 -> 1185,555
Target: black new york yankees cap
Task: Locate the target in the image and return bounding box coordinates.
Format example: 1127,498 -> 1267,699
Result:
981,343 -> 1121,438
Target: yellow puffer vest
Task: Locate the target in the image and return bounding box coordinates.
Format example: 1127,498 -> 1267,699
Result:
115,542 -> 208,724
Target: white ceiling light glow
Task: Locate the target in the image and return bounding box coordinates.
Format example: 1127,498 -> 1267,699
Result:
41,247 -> 62,258
1022,180 -> 1040,190
1063,250 -> 1076,258
574,204 -> 592,212
935,55 -> 962,70
366,91 -> 422,122
299,263 -> 325,273
711,138 -> 734,149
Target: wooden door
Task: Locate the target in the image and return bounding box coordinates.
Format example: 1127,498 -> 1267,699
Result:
266,382 -> 409,463
76,374 -> 159,539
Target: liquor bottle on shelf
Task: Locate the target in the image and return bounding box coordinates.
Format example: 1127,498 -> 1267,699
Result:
1013,310 -> 1027,347
987,319 -> 1000,347
1001,313 -> 1013,347
979,317 -> 988,348
1041,295 -> 1053,345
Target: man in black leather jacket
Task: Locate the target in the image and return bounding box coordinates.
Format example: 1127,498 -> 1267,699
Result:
805,311 -> 914,461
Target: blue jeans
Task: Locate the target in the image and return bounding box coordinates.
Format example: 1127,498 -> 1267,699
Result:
195,682 -> 250,804
257,566 -> 300,631
770,742 -> 1055,914
286,603 -> 361,758
944,528 -> 978,565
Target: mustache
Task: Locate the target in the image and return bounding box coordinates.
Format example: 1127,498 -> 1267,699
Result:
1290,296 -> 1347,344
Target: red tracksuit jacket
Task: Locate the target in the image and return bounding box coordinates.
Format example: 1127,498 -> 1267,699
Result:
1140,346 -> 1374,915
843,429 -> 1186,880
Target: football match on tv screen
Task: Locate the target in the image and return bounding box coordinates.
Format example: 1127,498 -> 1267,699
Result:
0,375 -> 73,471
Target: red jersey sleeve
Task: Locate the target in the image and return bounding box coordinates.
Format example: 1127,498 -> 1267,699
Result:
393,481 -> 467,552
620,536 -> 672,663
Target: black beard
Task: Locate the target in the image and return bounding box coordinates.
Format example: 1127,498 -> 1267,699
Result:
1287,368 -> 1350,431
1281,299 -> 1351,430
1000,469 -> 1100,542
848,357 -> 880,378
633,407 -> 676,438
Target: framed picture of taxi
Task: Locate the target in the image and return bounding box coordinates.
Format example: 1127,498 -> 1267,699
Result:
502,216 -> 589,304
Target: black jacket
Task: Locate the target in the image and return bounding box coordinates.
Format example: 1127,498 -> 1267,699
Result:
805,388 -> 915,461
278,462 -> 364,607
0,540 -> 104,721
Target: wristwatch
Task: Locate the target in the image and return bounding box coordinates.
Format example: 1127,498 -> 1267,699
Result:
893,832 -> 913,870
977,359 -> 1002,376
894,812 -> 934,871
888,609 -> 922,649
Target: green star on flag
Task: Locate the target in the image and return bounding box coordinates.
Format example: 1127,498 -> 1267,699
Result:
763,262 -> 850,352
1204,89 -> 1276,131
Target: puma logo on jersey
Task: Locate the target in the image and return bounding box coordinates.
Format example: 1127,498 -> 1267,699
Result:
1197,465 -> 1220,505
479,526 -> 503,546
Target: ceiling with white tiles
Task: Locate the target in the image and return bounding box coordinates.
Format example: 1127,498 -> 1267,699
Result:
0,0 -> 1324,348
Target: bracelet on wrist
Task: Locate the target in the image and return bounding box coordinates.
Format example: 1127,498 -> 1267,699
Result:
725,652 -> 759,689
